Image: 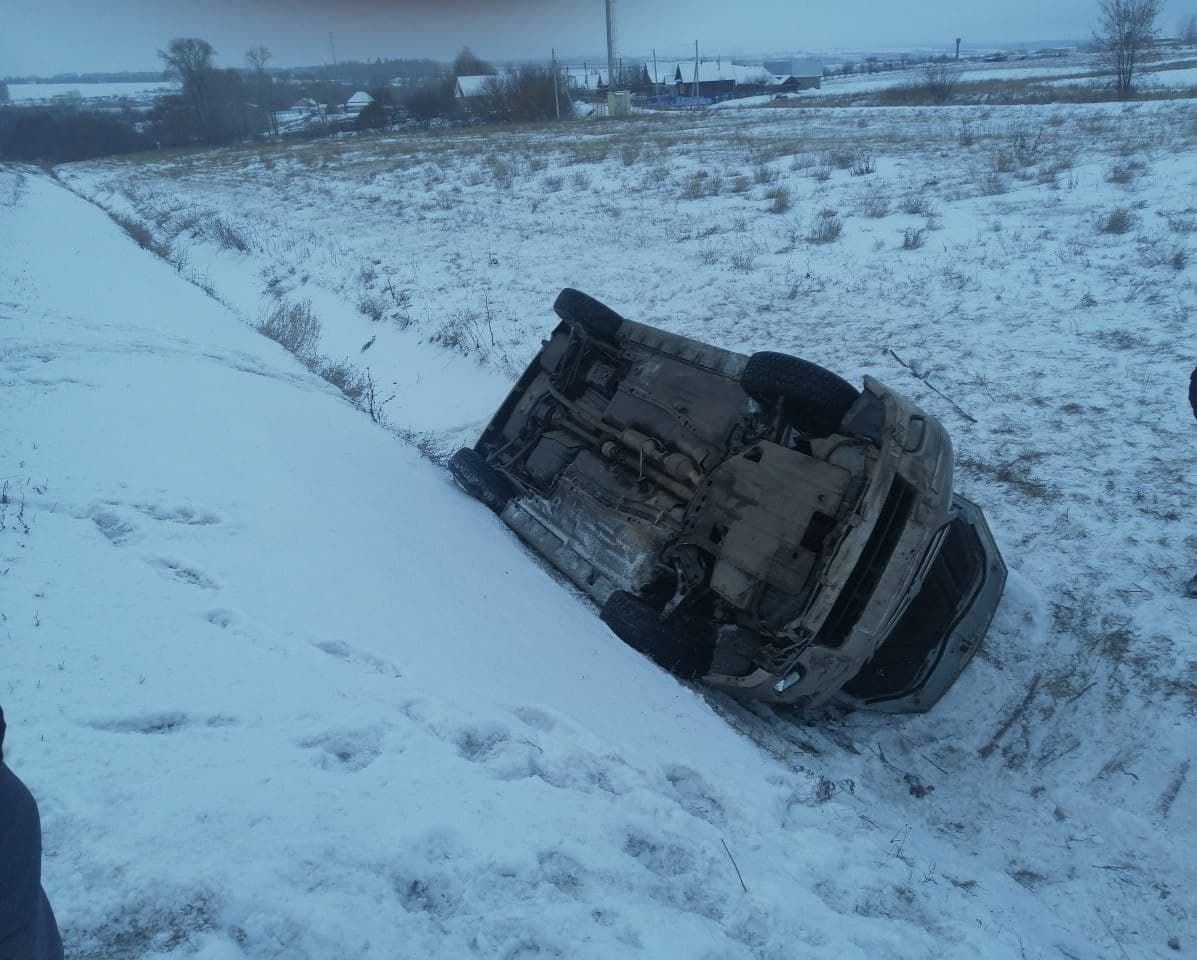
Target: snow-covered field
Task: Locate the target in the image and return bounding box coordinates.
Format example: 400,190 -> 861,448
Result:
3,92 -> 1195,958
1043,65 -> 1197,91
5,81 -> 178,105
816,60 -> 1100,96
811,53 -> 1197,97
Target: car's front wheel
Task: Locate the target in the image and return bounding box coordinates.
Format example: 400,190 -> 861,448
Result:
741,351 -> 860,437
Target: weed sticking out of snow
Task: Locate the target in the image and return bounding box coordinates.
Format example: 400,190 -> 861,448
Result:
257,299 -> 321,361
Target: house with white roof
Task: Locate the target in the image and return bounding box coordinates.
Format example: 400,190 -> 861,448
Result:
762,58 -> 823,90
651,60 -> 774,98
345,90 -> 373,114
455,75 -> 498,99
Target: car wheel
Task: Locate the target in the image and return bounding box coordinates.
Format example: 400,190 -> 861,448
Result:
600,591 -> 712,680
741,351 -> 860,437
448,448 -> 515,514
552,288 -> 624,340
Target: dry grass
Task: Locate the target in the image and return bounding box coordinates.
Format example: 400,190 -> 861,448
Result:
1098,207 -> 1137,235
111,212 -> 170,258
765,185 -> 792,214
258,299 -> 321,361
807,209 -> 843,244
850,150 -> 877,176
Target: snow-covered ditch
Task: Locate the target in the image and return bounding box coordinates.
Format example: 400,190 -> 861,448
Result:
3,93 -> 1195,958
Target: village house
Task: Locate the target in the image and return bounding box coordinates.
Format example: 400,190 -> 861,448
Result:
454,75 -> 497,100
762,58 -> 823,91
345,90 -> 373,114
651,61 -> 773,99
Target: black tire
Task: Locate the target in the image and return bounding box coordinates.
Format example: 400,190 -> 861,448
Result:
600,591 -> 712,680
741,351 -> 860,437
448,447 -> 515,514
552,288 -> 625,340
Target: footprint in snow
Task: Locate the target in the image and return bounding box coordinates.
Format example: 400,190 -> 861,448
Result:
536,849 -> 585,896
622,828 -> 696,878
298,726 -> 385,772
147,556 -> 219,590
91,508 -> 136,545
131,502 -> 220,526
455,724 -> 511,763
313,639 -> 403,678
87,712 -> 238,735
664,764 -> 726,826
205,609 -> 237,628
89,501 -> 220,546
512,705 -> 557,733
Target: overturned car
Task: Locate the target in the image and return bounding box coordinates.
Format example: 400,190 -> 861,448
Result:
450,289 -> 1006,712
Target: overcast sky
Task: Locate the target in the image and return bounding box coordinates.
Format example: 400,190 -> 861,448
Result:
1,0 -> 1190,76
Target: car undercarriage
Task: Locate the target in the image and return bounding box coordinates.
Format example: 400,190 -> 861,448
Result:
450,289 -> 1007,712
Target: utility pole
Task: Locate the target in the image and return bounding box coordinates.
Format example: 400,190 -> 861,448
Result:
328,32 -> 337,68
604,0 -> 628,116
552,48 -> 561,120
605,0 -> 616,95
693,40 -> 699,100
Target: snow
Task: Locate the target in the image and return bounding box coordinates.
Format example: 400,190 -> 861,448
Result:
5,81 -> 178,104
1148,66 -> 1197,87
3,88 -> 1196,959
1036,65 -> 1197,91
810,55 -> 1197,97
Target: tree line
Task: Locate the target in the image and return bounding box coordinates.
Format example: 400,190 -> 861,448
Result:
0,40 -> 572,164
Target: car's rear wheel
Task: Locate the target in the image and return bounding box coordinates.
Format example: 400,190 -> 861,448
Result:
741,351 -> 860,437
552,288 -> 624,340
600,591 -> 712,680
448,448 -> 515,514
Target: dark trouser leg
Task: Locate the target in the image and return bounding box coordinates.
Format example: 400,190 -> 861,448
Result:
0,762 -> 63,960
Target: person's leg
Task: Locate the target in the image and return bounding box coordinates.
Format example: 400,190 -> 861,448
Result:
0,762 -> 63,960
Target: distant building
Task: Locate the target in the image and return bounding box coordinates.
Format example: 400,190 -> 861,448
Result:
652,60 -> 773,98
761,58 -> 823,90
455,75 -> 496,99
562,66 -> 603,92
345,90 -> 373,113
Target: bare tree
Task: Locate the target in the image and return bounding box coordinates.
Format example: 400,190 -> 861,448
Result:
1180,13 -> 1197,43
0,82 -> 9,105
159,37 -> 216,133
154,38 -> 265,145
920,61 -> 964,104
401,79 -> 456,124
246,45 -> 271,75
1094,0 -> 1162,98
245,45 -> 279,136
453,47 -> 496,77
471,66 -> 570,123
